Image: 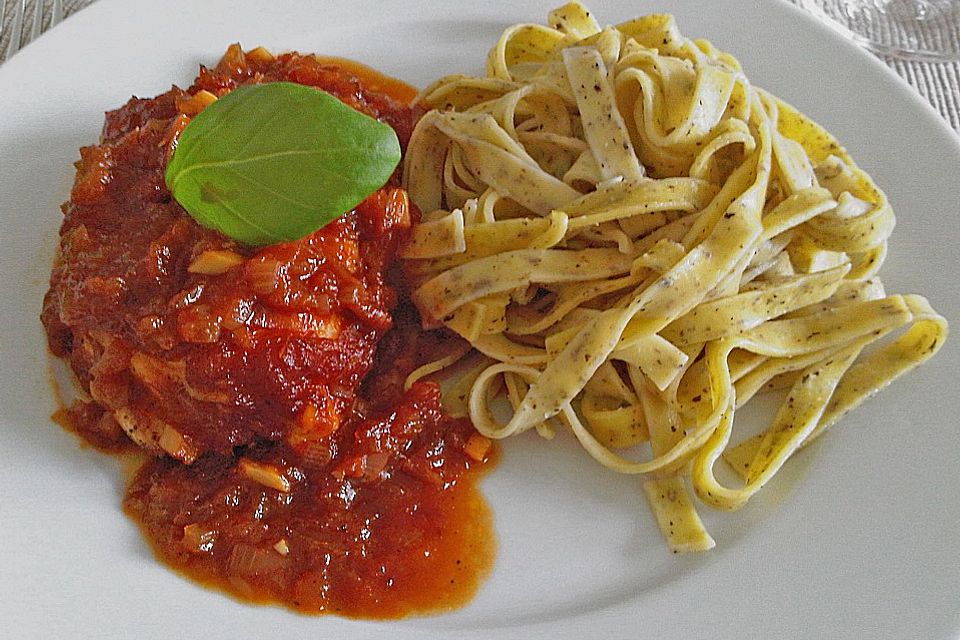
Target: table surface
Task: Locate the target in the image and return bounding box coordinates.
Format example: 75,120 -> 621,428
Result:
1,0 -> 958,134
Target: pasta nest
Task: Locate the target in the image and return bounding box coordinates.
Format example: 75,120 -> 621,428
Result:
399,2 -> 947,551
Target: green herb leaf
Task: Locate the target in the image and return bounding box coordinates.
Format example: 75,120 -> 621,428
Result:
165,82 -> 401,246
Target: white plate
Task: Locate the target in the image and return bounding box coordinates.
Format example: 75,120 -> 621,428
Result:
1,1 -> 958,638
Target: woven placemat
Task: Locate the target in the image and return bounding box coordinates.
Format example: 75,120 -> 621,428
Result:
2,0 -> 958,133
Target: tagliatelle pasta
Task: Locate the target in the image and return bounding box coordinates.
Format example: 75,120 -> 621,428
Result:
400,2 -> 947,552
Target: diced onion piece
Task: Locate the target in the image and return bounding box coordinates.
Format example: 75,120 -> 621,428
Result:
239,459 -> 292,493
177,90 -> 219,117
246,46 -> 275,63
273,538 -> 290,556
182,523 -> 217,553
362,452 -> 391,480
177,305 -> 222,344
245,257 -> 281,294
188,249 -> 245,275
299,403 -> 339,438
228,543 -> 287,576
463,433 -> 492,462
159,424 -> 198,464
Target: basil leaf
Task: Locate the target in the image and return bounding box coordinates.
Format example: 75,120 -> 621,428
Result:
165,81 -> 401,246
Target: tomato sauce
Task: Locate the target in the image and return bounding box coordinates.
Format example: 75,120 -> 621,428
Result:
42,45 -> 494,618
125,366 -> 495,617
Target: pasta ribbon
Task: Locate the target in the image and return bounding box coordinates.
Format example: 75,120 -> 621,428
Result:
400,2 -> 947,552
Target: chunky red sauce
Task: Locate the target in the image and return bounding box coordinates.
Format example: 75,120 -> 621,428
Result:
42,45 -> 494,618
